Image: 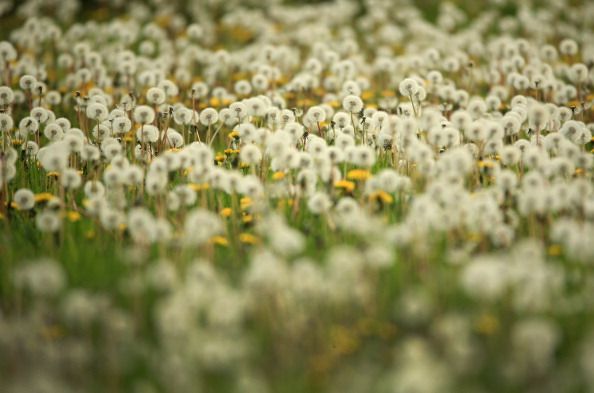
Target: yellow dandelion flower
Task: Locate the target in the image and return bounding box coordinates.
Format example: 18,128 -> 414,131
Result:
329,326 -> 359,356
567,99 -> 580,108
210,236 -> 229,247
215,153 -> 225,162
346,169 -> 371,181
239,233 -> 260,245
189,183 -> 209,191
220,208 -> 233,218
478,160 -> 496,168
228,130 -> 239,139
46,171 -> 60,178
65,211 -> 81,222
240,197 -> 252,210
242,214 -> 253,224
272,171 -> 285,181
475,313 -> 499,336
468,232 -> 483,242
548,244 -> 562,256
361,90 -> 374,100
35,193 -> 55,203
334,180 -> 356,192
370,190 -> 393,204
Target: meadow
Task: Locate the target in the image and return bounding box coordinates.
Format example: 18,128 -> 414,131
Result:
0,0 -> 594,392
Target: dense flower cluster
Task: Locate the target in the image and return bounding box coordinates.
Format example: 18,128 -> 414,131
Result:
1,0 -> 594,392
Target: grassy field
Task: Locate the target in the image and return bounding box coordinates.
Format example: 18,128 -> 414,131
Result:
1,0 -> 594,392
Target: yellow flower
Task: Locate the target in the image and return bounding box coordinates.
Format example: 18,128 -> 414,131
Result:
334,180 -> 355,192
239,233 -> 260,245
346,169 -> 371,181
567,99 -> 580,108
228,130 -> 239,139
478,160 -> 496,168
467,232 -> 483,242
189,183 -> 209,191
66,211 -> 81,222
548,244 -> 562,256
240,197 -> 252,210
220,208 -> 233,218
272,171 -> 285,181
361,90 -> 374,100
382,90 -> 396,97
155,14 -> 171,28
329,326 -> 359,356
46,171 -> 60,178
209,97 -> 221,107
215,153 -> 225,162
34,193 -> 55,203
242,214 -> 253,224
475,313 -> 499,336
370,190 -> 393,204
210,236 -> 229,247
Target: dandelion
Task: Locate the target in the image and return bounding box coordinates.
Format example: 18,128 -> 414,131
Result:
133,105 -> 156,125
13,188 -> 35,210
36,210 -> 62,233
239,144 -> 262,166
342,94 -> 363,114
